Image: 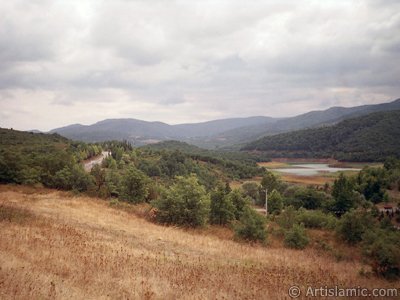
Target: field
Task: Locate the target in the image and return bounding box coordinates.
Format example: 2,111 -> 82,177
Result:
0,185 -> 397,299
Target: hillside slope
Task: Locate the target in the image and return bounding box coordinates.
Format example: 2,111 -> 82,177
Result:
242,110 -> 400,161
201,98 -> 400,149
0,185 -> 393,299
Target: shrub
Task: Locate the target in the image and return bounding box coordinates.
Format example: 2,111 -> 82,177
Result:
296,209 -> 337,229
362,229 -> 400,279
53,165 -> 94,192
235,206 -> 267,243
284,224 -> 309,249
336,210 -> 375,244
152,175 -> 210,227
276,206 -> 298,229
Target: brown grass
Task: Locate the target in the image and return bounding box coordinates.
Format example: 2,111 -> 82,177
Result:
0,185 -> 397,299
257,161 -> 290,168
279,174 -> 336,186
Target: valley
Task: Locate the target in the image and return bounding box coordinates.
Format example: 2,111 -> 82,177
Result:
1,99 -> 400,299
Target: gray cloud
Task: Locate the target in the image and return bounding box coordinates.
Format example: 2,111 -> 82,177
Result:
0,0 -> 399,131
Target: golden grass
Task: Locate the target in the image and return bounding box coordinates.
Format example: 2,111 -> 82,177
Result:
279,174 -> 336,186
0,185 -> 397,299
257,161 -> 290,169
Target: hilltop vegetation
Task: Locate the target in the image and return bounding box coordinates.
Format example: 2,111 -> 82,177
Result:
243,110 -> 400,161
0,128 -> 101,188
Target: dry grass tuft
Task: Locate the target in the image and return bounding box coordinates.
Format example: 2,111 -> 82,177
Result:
0,185 -> 397,299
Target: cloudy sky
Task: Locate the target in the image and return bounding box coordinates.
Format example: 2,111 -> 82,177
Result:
0,0 -> 399,131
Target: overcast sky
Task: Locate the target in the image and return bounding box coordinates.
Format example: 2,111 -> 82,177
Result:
0,0 -> 399,131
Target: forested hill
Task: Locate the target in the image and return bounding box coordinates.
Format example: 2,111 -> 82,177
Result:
0,128 -> 103,185
242,110 -> 400,161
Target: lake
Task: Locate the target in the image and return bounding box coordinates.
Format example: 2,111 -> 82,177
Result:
274,163 -> 361,176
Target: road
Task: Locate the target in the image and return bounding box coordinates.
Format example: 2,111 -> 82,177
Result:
83,151 -> 110,172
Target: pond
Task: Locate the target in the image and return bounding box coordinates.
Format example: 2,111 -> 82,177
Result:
274,163 -> 361,176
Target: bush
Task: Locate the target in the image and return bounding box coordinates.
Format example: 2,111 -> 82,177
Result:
152,175 -> 210,227
362,229 -> 400,279
296,209 -> 337,229
276,206 -> 298,229
53,165 -> 94,192
284,224 -> 309,249
235,206 -> 267,243
336,210 -> 375,244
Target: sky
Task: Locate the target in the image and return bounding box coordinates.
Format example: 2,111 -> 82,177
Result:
0,0 -> 399,131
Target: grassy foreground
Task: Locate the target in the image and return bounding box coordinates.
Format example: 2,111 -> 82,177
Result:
0,185 -> 396,299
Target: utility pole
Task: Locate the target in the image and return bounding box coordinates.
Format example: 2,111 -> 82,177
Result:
265,188 -> 268,216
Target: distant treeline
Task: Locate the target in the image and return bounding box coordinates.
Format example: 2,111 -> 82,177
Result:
0,128 -> 102,187
242,110 -> 400,161
0,129 -> 265,193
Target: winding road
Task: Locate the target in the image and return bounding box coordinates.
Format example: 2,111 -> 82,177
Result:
83,151 -> 110,172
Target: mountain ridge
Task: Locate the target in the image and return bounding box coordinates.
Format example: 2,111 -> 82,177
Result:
48,98 -> 400,148
241,109 -> 400,161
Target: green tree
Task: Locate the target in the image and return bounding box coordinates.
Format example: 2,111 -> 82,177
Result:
235,206 -> 267,243
241,181 -> 260,204
261,171 -> 281,192
121,166 -> 150,203
268,189 -> 283,215
54,165 -> 93,192
336,210 -> 375,244
227,189 -> 251,220
331,173 -> 356,214
292,187 -> 329,210
210,187 -> 236,225
90,164 -> 109,197
105,168 -> 122,197
153,175 -> 210,227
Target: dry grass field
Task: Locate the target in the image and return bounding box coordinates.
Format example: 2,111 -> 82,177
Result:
0,185 -> 397,299
279,174 -> 336,186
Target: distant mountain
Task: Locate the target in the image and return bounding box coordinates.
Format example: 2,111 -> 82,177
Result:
193,98 -> 400,149
242,110 -> 400,161
49,98 -> 400,148
27,129 -> 42,133
50,116 -> 275,145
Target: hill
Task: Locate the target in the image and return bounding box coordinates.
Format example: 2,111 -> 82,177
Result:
0,128 -> 102,185
50,116 -> 276,146
242,110 -> 400,161
0,185 -> 393,299
196,98 -> 400,149
49,98 -> 400,149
